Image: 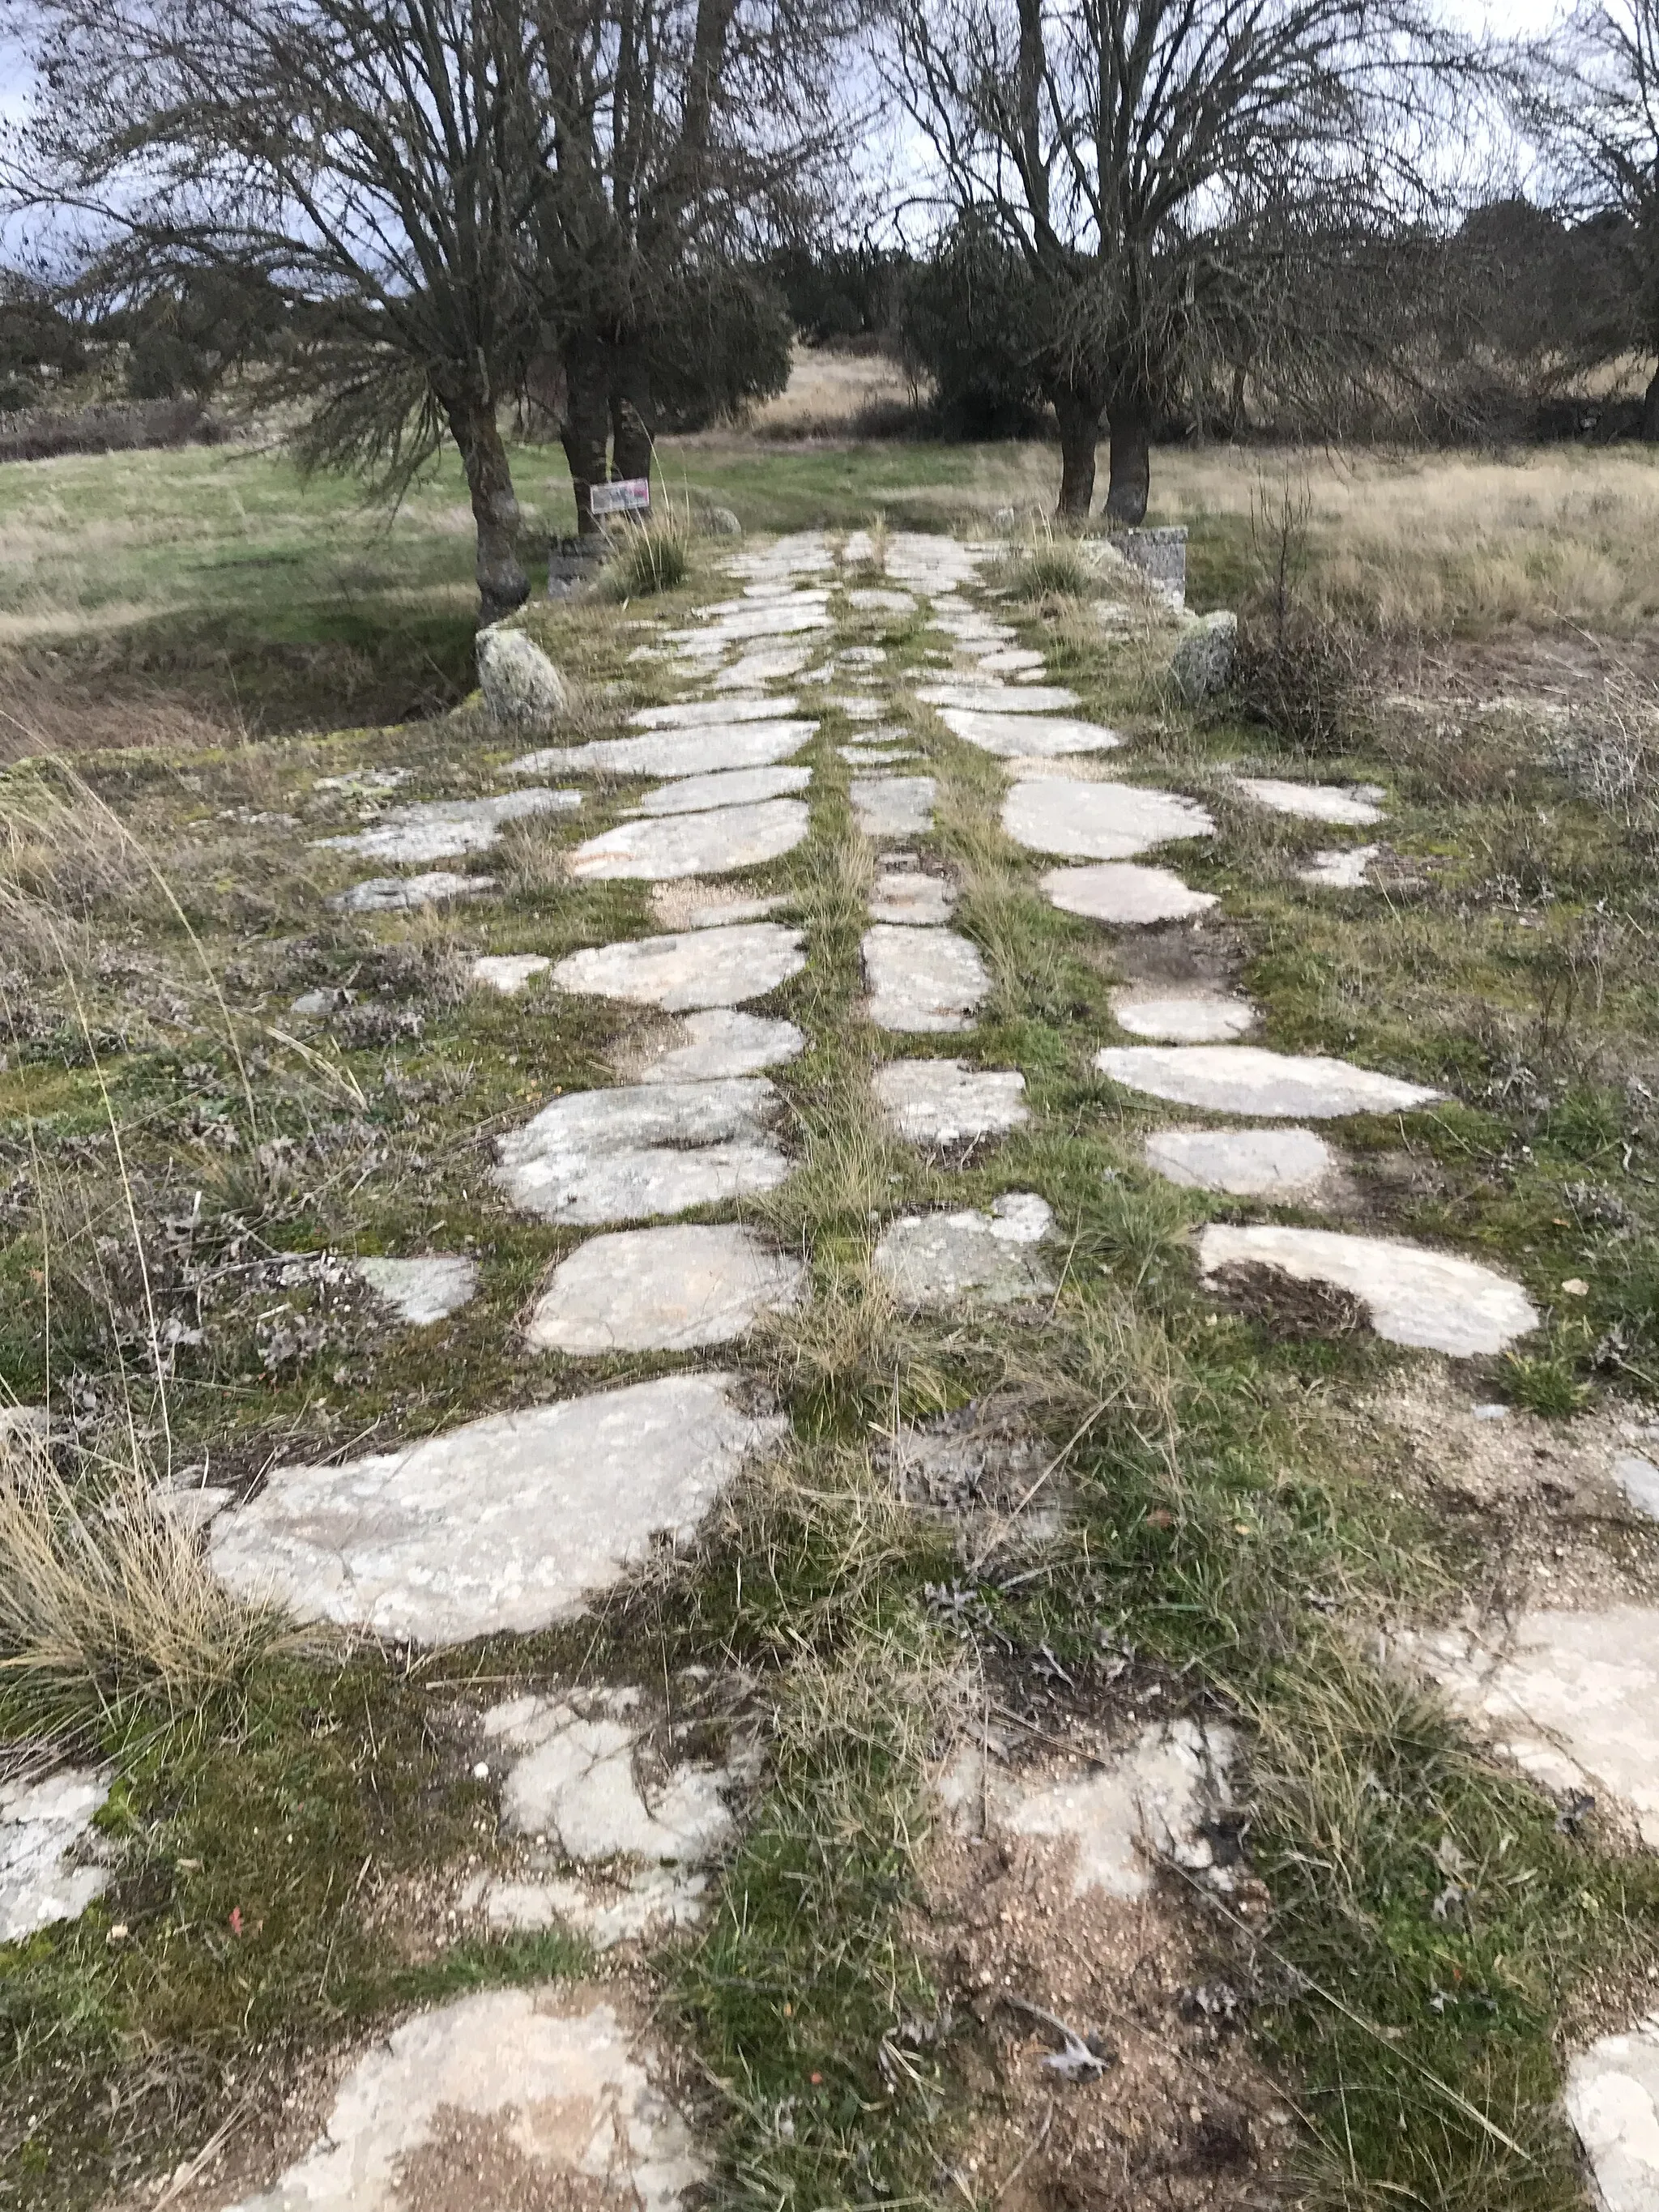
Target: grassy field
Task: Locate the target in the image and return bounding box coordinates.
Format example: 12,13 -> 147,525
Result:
5,415 -> 1659,760
2,417 -> 1658,2211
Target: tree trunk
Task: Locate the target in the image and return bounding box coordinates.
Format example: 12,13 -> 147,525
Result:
609,339 -> 655,488
1104,394 -> 1152,525
561,333 -> 611,534
1644,360 -> 1659,443
1053,386 -> 1101,519
445,390 -> 528,624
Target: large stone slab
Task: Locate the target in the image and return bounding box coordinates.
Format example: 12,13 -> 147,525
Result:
553,923 -> 805,1010
918,680 -> 1080,714
1199,1225 -> 1537,1354
870,869 -> 956,925
1236,777 -> 1384,826
685,600 -> 831,641
972,647 -> 1047,674
874,1193 -> 1055,1306
484,1689 -> 741,1860
1566,2018 -> 1659,2211
634,765 -> 811,816
1095,1044 -> 1441,1118
354,1255 -> 478,1326
874,1059 -> 1028,1146
527,1225 -> 803,1352
227,1989 -> 702,2212
1145,1127 -> 1338,1200
650,882 -> 790,931
497,1079 -> 789,1224
1112,990 -> 1256,1042
851,775 -> 936,837
315,788 -> 578,863
1414,1605 -> 1659,1845
471,953 -> 551,995
1004,778 -> 1215,860
633,1008 -> 804,1082
0,1767 -> 111,1942
864,924 -> 989,1033
847,587 -> 917,613
940,707 -> 1124,757
940,1720 -> 1238,1901
713,646 -> 812,690
568,799 -> 809,880
209,1374 -> 781,1643
1043,863 -> 1217,925
330,870 -> 493,913
1299,843 -> 1379,889
629,696 -> 800,728
510,722 -> 814,779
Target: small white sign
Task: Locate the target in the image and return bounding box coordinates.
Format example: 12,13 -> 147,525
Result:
589,477 -> 651,516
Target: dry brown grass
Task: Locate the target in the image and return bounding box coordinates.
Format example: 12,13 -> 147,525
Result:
745,344 -> 922,438
1157,444 -> 1659,635
0,1422 -> 288,1718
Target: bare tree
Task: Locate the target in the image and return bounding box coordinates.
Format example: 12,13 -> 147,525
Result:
1519,0 -> 1659,437
530,0 -> 860,527
885,0 -> 1465,520
6,0 -> 554,620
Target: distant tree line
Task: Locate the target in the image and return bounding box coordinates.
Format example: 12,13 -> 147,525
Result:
2,0 -> 1657,607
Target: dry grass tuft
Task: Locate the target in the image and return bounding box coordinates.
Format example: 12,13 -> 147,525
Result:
0,1423 -> 289,1719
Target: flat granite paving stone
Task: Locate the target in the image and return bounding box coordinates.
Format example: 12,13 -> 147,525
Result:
650,882 -> 789,931
937,1719 -> 1238,1900
713,646 -> 812,689
634,1008 -> 805,1082
510,722 -> 815,780
554,923 -> 804,1011
224,1988 -> 704,2212
314,786 -> 579,863
1004,778 -> 1215,860
1200,1224 -> 1537,1355
568,799 -> 809,880
847,587 -> 917,612
1236,776 -> 1384,826
1,1767 -> 112,1942
355,1255 -> 478,1325
1095,1043 -> 1441,1118
471,953 -> 551,994
1043,862 -> 1218,925
918,680 -> 1080,713
527,1224 -> 803,1353
1567,2021 -> 1659,2212
481,1689 -> 746,1860
864,924 -> 989,1033
972,647 -> 1047,673
1145,1126 -> 1339,1200
209,1372 -> 783,1643
497,1077 -> 788,1224
330,869 -> 493,912
851,775 -> 936,837
874,1059 -> 1029,1145
629,696 -> 800,727
1413,1605 -> 1659,1848
1112,990 -> 1256,1042
940,706 -> 1124,757
1614,1452 -> 1659,1518
1299,843 -> 1379,888
870,870 -> 956,925
875,1192 -> 1056,1307
633,765 -> 811,815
